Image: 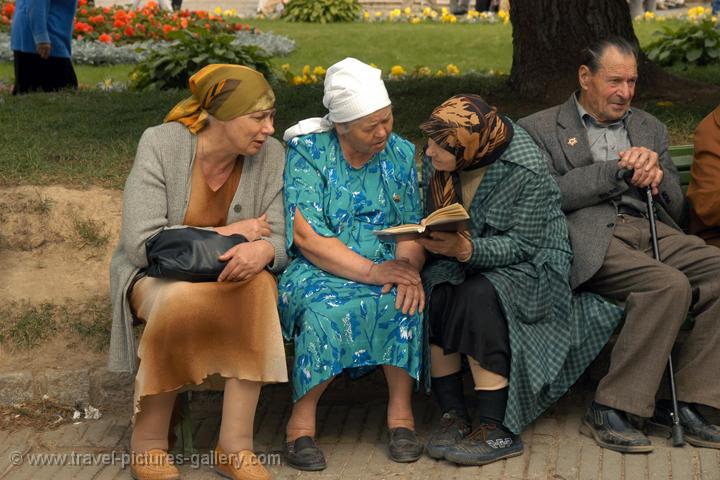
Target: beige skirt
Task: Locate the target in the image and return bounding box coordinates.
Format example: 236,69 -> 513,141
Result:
130,270 -> 288,416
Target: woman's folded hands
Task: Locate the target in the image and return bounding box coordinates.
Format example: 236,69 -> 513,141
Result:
215,213 -> 271,240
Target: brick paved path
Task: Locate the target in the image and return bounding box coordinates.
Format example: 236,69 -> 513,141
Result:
2,372 -> 719,479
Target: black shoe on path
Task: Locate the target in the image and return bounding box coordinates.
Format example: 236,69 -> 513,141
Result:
426,410 -> 472,460
283,436 -> 327,471
580,402 -> 653,453
647,400 -> 720,449
388,427 -> 423,463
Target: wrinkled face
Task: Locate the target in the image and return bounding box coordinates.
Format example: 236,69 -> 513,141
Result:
338,106 -> 394,157
578,46 -> 638,123
425,138 -> 457,172
222,108 -> 276,156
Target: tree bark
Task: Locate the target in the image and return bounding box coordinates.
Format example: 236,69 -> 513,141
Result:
509,0 -> 648,100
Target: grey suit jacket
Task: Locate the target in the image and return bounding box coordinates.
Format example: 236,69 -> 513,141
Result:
108,122 -> 288,373
518,94 -> 686,288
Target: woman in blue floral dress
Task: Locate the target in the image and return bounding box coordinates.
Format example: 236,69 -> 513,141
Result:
279,58 -> 427,470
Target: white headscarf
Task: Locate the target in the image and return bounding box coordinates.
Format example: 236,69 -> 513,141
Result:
282,58 -> 391,141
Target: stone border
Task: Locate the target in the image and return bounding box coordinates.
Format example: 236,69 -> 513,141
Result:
0,367 -> 133,407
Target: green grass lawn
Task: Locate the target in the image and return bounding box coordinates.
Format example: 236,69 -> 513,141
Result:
1,18 -> 718,187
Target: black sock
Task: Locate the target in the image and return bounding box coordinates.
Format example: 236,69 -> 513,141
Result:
475,387 -> 508,426
431,371 -> 469,420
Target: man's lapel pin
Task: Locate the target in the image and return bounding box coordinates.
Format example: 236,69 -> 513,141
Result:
567,137 -> 578,147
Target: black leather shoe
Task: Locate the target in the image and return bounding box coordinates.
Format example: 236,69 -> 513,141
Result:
283,436 -> 327,471
648,401 -> 720,449
426,410 -> 472,460
443,422 -> 523,466
388,427 -> 423,463
580,402 -> 653,453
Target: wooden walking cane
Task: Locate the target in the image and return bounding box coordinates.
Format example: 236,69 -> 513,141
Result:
617,168 -> 685,447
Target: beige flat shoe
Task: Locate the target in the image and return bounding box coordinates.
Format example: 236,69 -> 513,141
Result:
130,448 -> 181,480
213,445 -> 271,480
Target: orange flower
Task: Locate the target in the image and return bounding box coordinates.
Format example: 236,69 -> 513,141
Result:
114,33 -> 121,41
180,18 -> 188,28
124,25 -> 134,36
2,2 -> 15,17
77,0 -> 87,6
79,7 -> 87,15
113,19 -> 124,27
74,21 -> 93,33
162,24 -> 172,35
89,14 -> 104,24
98,33 -> 112,43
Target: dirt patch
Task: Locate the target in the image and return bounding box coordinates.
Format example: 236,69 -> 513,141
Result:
0,186 -> 123,373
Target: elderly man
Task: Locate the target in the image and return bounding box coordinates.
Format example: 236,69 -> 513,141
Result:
688,105 -> 720,248
519,37 -> 720,453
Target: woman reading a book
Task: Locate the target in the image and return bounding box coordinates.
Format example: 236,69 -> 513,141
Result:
279,58 -> 426,470
418,94 -> 623,466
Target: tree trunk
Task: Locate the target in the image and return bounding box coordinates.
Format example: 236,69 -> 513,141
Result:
509,0 -> 650,100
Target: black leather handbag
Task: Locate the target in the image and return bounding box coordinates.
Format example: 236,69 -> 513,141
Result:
145,227 -> 247,282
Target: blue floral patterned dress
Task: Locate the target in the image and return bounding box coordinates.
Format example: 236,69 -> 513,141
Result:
279,130 -> 424,401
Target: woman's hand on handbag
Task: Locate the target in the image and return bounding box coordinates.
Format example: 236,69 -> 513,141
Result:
217,240 -> 274,282
215,214 -> 271,241
417,232 -> 473,262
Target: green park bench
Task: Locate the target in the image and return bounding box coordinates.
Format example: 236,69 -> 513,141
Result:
174,145 -> 698,456
669,144 -> 693,192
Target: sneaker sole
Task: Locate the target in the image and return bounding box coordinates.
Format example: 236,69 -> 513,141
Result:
580,420 -> 654,453
425,444 -> 448,460
444,446 -> 523,466
645,421 -> 720,449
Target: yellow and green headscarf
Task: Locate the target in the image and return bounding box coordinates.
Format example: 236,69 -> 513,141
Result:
164,64 -> 275,134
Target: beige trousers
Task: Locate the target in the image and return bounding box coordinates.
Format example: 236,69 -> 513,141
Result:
583,215 -> 720,417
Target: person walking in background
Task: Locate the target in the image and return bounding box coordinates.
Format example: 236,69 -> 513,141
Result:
628,0 -> 656,17
10,0 -> 78,94
449,0 -> 469,15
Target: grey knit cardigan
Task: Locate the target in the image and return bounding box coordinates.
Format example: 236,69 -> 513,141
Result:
108,122 -> 288,373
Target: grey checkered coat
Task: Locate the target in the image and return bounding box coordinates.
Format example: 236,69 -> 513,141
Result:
421,123 -> 623,434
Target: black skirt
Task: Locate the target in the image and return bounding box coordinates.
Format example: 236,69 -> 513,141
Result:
428,273 -> 510,377
13,51 -> 78,95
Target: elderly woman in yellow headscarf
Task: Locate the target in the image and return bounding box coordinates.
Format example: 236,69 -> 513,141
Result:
109,64 -> 287,480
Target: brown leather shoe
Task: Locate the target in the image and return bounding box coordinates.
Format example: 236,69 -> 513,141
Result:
214,446 -> 270,480
130,449 -> 181,480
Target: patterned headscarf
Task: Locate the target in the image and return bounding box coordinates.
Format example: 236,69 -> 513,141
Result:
164,64 -> 275,134
420,94 -> 514,215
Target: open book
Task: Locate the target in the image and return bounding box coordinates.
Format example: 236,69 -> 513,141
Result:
374,203 -> 470,241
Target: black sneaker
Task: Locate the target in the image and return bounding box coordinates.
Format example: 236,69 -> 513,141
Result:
283,436 -> 327,471
580,402 -> 653,453
443,422 -> 523,466
426,410 -> 471,460
647,401 -> 720,449
388,427 -> 423,463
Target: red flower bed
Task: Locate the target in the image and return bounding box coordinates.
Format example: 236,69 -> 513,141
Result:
0,0 -> 257,44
